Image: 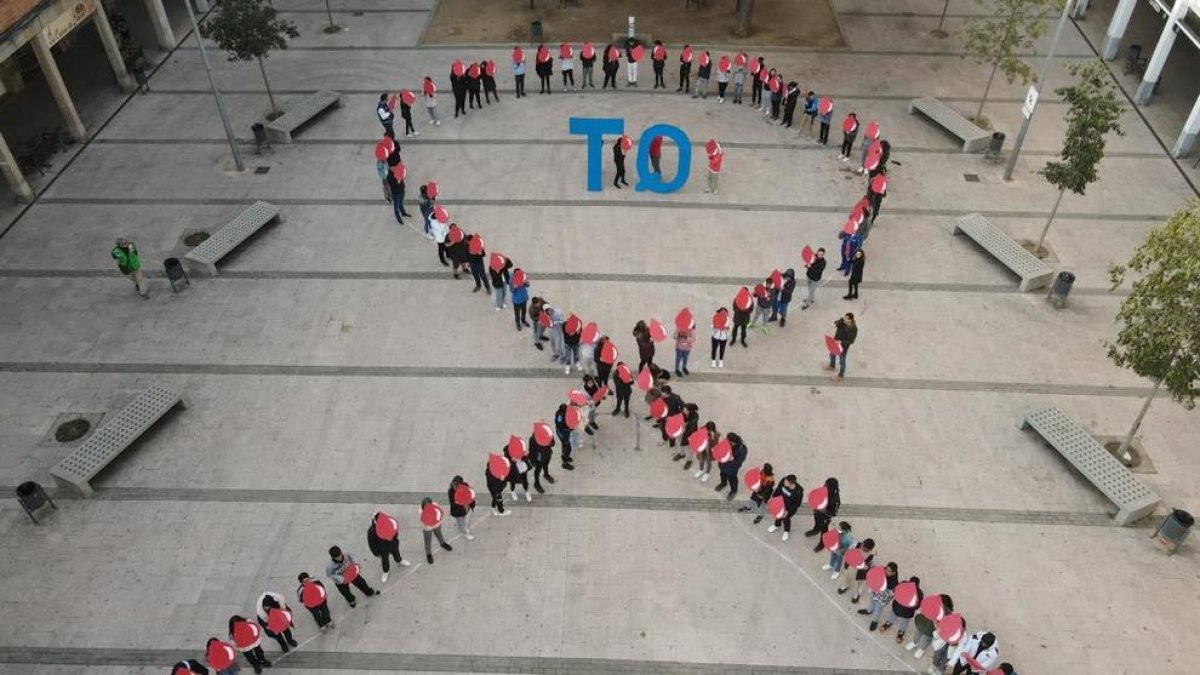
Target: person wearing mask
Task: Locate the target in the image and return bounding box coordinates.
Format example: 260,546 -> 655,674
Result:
836,538 -> 875,604
559,42 -> 575,92
580,42 -> 596,88
528,426 -> 556,493
611,361 -> 633,418
651,40 -> 667,88
612,136 -> 629,189
821,521 -> 854,577
801,248 -> 825,310
366,511 -> 410,583
827,313 -> 857,381
418,497 -> 454,564
296,572 -> 334,629
951,632 -> 999,674
489,253 -> 512,311
601,44 -> 619,89
482,60 -> 499,103
771,268 -> 796,326
738,462 -> 775,523
767,474 -> 803,541
840,112 -> 859,161
714,431 -> 747,500
228,615 -> 270,674
422,76 -> 440,125
731,287 -> 752,348
510,268 -> 530,330
326,545 -> 378,606
466,62 -> 482,109
511,46 -> 527,98
111,238 -> 149,298
255,591 -> 298,653
554,403 -> 576,470
781,82 -> 800,128
806,476 -> 842,548
205,638 -> 240,675
859,561 -> 898,631
800,91 -> 817,138
448,475 -> 477,539
845,249 -> 865,300
377,93 -> 395,139
711,307 -> 730,368
692,51 -> 711,99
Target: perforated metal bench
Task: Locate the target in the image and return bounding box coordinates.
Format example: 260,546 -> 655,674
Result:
909,97 -> 991,153
1018,405 -> 1160,525
185,201 -> 283,276
263,90 -> 342,144
50,387 -> 188,497
952,212 -> 1054,292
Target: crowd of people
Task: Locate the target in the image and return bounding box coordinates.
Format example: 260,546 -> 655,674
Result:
171,41 -> 1017,675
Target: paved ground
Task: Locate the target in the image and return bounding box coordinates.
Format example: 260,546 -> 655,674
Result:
1,0 -> 1199,673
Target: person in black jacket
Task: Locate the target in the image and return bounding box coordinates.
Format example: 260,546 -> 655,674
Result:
601,44 -> 619,89
445,225 -> 468,279
535,46 -> 553,94
504,441 -> 532,503
714,431 -> 747,500
675,402 -> 700,466
489,255 -> 512,310
751,58 -> 765,106
651,40 -> 666,88
448,475 -> 476,539
657,385 -> 684,447
481,60 -> 499,103
771,268 -> 796,326
692,52 -> 712,99
451,66 -> 467,117
172,659 -> 209,675
881,576 -> 922,642
485,457 -> 510,516
632,320 -> 654,370
769,73 -> 784,120
580,45 -> 596,88
465,234 -> 488,293
529,429 -> 555,492
781,82 -> 800,128
366,512 -> 410,582
767,474 -> 803,541
732,295 -> 752,348
828,313 -> 857,380
845,250 -> 865,300
801,248 -> 826,309
805,477 -> 841,548
677,45 -> 693,93
554,403 -> 575,470
466,62 -> 483,109
612,137 -> 629,189
611,362 -> 633,418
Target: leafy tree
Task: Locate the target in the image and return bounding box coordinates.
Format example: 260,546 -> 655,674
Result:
200,0 -> 299,118
1107,202 -> 1200,463
961,0 -> 1055,123
1035,60 -> 1124,255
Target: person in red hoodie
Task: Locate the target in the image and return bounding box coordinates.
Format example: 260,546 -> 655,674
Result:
705,139 -> 723,194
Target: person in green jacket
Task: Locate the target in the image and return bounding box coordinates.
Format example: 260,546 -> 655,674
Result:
111,238 -> 148,298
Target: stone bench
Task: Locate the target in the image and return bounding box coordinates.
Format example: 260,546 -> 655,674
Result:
909,97 -> 991,153
263,90 -> 342,144
185,201 -> 283,276
50,387 -> 188,497
952,212 -> 1054,292
1018,405 -> 1161,525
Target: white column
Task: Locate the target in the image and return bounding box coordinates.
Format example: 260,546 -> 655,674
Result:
142,0 -> 177,50
93,8 -> 134,92
1072,0 -> 1089,19
194,0 -> 210,12
1102,0 -> 1138,60
1172,93 -> 1200,157
1134,0 -> 1189,105
0,131 -> 35,202
32,31 -> 87,142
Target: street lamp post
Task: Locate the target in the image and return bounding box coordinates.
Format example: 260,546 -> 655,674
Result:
1003,0 -> 1073,181
183,0 -> 245,172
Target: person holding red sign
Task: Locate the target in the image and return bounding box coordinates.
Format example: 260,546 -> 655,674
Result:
480,60 -> 498,103
674,402 -> 700,465
819,521 -> 854,576
554,403 -> 577,470
510,268 -> 530,330
767,474 -> 803,540
228,615 -> 270,674
559,43 -> 575,92
693,421 -> 719,482
528,425 -> 556,492
800,91 -> 818,137
486,453 -> 513,514
295,573 -> 334,629
450,60 -> 467,117
172,659 -> 210,675
731,288 -> 751,347
737,462 -> 775,523
651,40 -> 667,88
860,561 -> 898,631
710,307 -> 730,367
818,97 -> 834,145
836,538 -> 876,603
677,44 -> 693,93
419,497 -> 454,563
881,577 -> 923,641
806,476 -> 842,544
692,51 -> 711,99
770,269 -> 796,326
714,431 -> 747,499
466,62 -> 482,109
367,511 -> 410,582
951,632 -> 999,674
504,437 -> 533,501
801,248 -> 826,310
255,592 -> 298,654
908,593 -> 953,656
866,173 -> 887,230
511,47 -> 527,98
580,42 -> 596,88
448,475 -> 477,538
535,44 -> 553,94
206,637 -> 240,675
327,546 -> 378,606
625,40 -> 641,86
706,141 -> 723,194
488,253 -> 512,311
673,321 -> 694,377
398,91 -> 415,137
611,361 -> 633,418
750,58 -> 765,107
601,43 -> 619,89
827,313 -> 857,380
768,73 -> 783,121
840,112 -> 860,161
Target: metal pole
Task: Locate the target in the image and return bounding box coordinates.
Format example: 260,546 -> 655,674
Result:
1003,0 -> 1072,181
183,0 -> 245,172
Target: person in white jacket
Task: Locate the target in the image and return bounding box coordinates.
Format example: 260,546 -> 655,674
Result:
950,631 -> 998,674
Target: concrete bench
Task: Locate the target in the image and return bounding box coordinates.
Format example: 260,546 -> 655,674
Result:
185,201 -> 283,276
50,387 -> 187,497
909,97 -> 991,153
952,212 -> 1054,292
1018,405 -> 1161,525
263,90 -> 342,144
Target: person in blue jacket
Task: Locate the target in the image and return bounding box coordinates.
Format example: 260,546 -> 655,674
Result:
801,92 -> 818,139
837,231 -> 862,276
510,269 -> 530,331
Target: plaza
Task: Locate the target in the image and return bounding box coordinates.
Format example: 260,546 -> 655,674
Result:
0,0 -> 1199,673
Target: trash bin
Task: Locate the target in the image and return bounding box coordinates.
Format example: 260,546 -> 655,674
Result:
251,123 -> 270,154
986,132 -> 1005,161
530,20 -> 543,45
1153,509 -> 1193,553
164,257 -> 190,292
1048,271 -> 1074,308
15,481 -> 56,524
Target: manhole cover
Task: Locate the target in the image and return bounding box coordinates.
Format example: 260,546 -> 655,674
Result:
55,418 -> 91,443
963,173 -> 980,182
183,231 -> 210,247
254,166 -> 271,174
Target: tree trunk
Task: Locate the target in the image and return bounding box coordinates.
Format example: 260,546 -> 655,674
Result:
325,0 -> 335,29
1035,187 -> 1066,256
736,0 -> 754,37
976,63 -> 998,121
258,57 -> 278,117
935,0 -> 950,33
1117,377 -> 1164,463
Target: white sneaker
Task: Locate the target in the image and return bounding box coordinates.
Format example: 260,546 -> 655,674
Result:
700,472 -> 710,483
495,307 -> 502,311
767,525 -> 777,533
499,509 -> 511,516
413,131 -> 420,136
491,507 -> 501,516
381,571 -> 390,583
435,120 -> 441,125
913,648 -> 925,659
465,533 -> 475,540
428,119 -> 435,125
510,491 -> 517,501
718,360 -> 724,368
564,366 -> 571,374
831,571 -> 840,579
821,564 -> 832,570
904,642 -> 916,652
711,360 -> 717,367
524,492 -> 532,502
693,469 -> 703,478
399,559 -> 411,567
782,532 -> 790,542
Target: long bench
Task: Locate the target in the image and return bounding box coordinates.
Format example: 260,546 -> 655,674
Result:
909,97 -> 991,153
185,201 -> 283,276
951,212 -> 1054,292
1018,405 -> 1161,525
264,90 -> 342,144
50,386 -> 188,497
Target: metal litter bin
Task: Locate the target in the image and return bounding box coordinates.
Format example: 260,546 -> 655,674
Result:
251,122 -> 270,154
1048,271 -> 1074,308
1153,509 -> 1193,554
164,257 -> 190,292
986,132 -> 1005,162
530,20 -> 543,45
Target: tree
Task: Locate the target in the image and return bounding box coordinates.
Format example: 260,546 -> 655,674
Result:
1106,202 -> 1200,463
735,0 -> 754,38
1035,60 -> 1124,255
961,0 -> 1055,123
200,0 -> 299,118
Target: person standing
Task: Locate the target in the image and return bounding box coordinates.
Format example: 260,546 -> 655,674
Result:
595,336 -> 615,387
692,51 -> 711,99
511,46 -> 527,98
750,57 -> 765,107
554,402 -> 576,470
482,60 -> 499,103
800,91 -> 817,138
693,420 -> 718,482
907,594 -> 953,657
205,638 -> 240,675
860,561 -> 898,631
399,92 -> 417,137
633,320 -> 655,372
818,98 -> 833,145
466,234 -> 488,293
545,302 -> 566,363
466,62 -> 483,108
710,307 -> 730,367
714,431 -> 747,500
535,44 -> 553,94
845,250 -> 865,300
866,173 -> 887,230
767,474 -> 803,541
528,425 -> 556,492
837,229 -> 862,277
612,135 -> 629,189
827,313 -> 857,381
651,40 -> 667,88
559,42 -> 575,92
781,82 -> 800,128
612,361 -> 633,417
504,440 -> 533,502
419,498 -> 454,564
173,659 -> 210,675
422,76 -> 440,125
580,42 -> 596,88
880,576 -> 923,642
731,287 -> 752,348
448,475 -> 477,539
510,268 -> 530,330
821,521 -> 854,576
489,253 -> 512,311
485,454 -> 511,515
366,512 -> 410,583
840,112 -> 859,161
705,140 -> 723,194
417,184 -> 434,237
731,53 -> 746,104
859,120 -> 880,171
450,60 -> 467,117
561,314 -> 582,374
295,573 -> 334,629
387,161 -> 412,225
377,93 -> 395,139
677,44 -> 693,93
375,147 -> 391,203
255,591 -> 298,653
625,40 -> 640,87
836,538 -> 875,604
228,615 -> 270,674
738,462 -> 775,523
801,248 -> 826,310
648,135 -> 664,175
673,320 -> 694,376
771,268 -> 796,326
951,632 -> 999,675
750,281 -> 772,329
716,56 -> 730,102
769,74 -> 784,121
111,238 -> 149,299
601,44 -> 619,89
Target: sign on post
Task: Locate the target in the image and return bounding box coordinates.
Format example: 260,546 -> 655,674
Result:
1022,86 -> 1039,119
